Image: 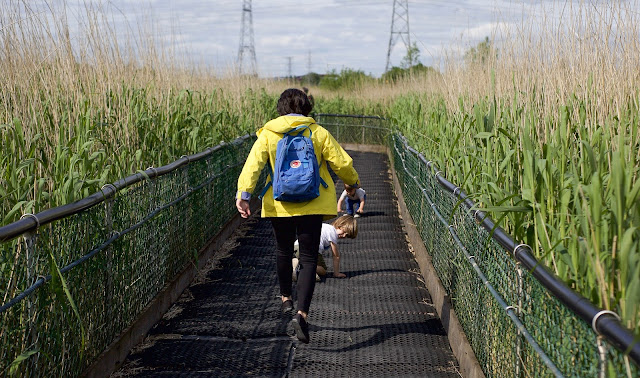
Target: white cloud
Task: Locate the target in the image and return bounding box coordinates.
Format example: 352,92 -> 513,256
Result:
26,0 -> 639,78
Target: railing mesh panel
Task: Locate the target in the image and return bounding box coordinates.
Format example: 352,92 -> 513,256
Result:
391,132 -> 636,377
0,137 -> 258,376
316,114 -> 389,146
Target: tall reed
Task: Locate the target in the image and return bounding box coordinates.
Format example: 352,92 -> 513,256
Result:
384,1 -> 640,333
0,1 -> 289,226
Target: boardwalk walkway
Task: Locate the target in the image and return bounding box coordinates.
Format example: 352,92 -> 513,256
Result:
113,150 -> 461,377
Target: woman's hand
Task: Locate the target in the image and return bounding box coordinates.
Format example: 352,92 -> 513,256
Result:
236,198 -> 251,218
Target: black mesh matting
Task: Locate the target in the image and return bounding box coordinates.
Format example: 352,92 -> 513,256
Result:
114,151 -> 460,377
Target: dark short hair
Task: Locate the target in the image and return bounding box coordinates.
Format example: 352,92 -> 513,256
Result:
277,88 -> 313,116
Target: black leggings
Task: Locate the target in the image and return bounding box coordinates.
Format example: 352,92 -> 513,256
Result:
270,215 -> 323,314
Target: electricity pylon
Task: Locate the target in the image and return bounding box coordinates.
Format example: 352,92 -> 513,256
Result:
385,0 -> 410,72
237,0 -> 258,76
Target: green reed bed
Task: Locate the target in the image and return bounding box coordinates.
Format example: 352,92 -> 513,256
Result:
388,89 -> 640,336
0,84 -> 278,227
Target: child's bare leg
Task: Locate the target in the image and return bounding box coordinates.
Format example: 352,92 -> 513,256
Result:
316,265 -> 326,276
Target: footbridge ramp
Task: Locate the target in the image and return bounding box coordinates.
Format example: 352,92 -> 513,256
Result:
113,150 -> 462,377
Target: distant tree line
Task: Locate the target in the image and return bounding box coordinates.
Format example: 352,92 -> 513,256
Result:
287,37 -> 495,90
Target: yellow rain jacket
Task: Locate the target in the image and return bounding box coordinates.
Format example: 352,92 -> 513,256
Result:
237,115 -> 359,219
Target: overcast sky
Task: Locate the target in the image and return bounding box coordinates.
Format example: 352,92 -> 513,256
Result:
31,0 -> 638,78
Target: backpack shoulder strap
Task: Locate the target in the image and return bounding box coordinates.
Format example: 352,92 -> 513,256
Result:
285,124 -> 312,138
257,163 -> 273,200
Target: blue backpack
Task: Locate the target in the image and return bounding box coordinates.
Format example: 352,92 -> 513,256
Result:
259,124 -> 327,202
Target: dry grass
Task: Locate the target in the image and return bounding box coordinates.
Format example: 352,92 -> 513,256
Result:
0,1 -> 291,140
338,1 -> 640,133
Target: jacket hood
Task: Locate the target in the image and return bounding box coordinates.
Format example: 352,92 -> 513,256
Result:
260,115 -> 316,135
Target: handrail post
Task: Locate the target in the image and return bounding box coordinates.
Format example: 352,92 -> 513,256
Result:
24,229 -> 39,371
104,194 -> 114,336
597,336 -> 607,378
515,262 -> 523,377
181,161 -> 193,265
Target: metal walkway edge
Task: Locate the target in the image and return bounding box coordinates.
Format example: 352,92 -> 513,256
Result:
112,151 -> 461,377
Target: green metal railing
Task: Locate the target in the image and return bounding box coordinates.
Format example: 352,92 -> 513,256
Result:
315,113 -> 638,377
390,133 -> 638,377
0,136 -> 258,376
316,113 -> 390,146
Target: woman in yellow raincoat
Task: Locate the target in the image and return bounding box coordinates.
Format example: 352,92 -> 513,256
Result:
235,88 -> 359,343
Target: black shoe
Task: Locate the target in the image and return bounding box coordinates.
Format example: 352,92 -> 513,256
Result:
281,299 -> 293,314
291,313 -> 309,344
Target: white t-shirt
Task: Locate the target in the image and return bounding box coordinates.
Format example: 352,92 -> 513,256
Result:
339,188 -> 366,202
319,223 -> 338,253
